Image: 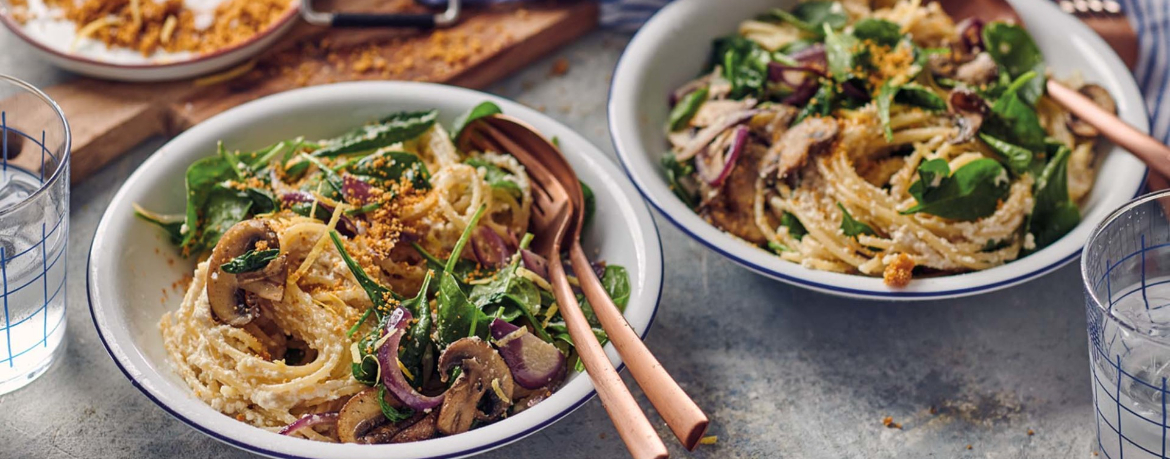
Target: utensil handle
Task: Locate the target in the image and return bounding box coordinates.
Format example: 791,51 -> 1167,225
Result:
548,252 -> 669,459
331,13 -> 436,28
1046,80 -> 1170,178
569,244 -> 709,450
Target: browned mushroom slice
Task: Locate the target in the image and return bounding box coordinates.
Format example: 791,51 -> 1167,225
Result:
759,116 -> 839,181
1067,84 -> 1117,138
947,88 -> 990,145
390,412 -> 438,443
954,53 -> 998,86
205,219 -> 282,326
338,388 -> 423,444
435,338 -> 515,435
236,254 -> 288,302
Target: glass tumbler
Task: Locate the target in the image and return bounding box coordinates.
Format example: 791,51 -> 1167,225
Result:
0,75 -> 69,395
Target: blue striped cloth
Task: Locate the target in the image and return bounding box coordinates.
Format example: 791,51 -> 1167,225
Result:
601,0 -> 1170,144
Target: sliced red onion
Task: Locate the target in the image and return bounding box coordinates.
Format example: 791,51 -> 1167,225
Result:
783,80 -> 820,106
489,319 -> 565,390
789,43 -> 826,67
694,125 -> 749,187
669,75 -> 712,107
342,174 -> 375,203
281,190 -> 315,205
471,226 -> 513,269
278,412 -> 339,436
767,62 -> 826,86
956,18 -> 984,53
590,260 -> 606,281
520,249 -> 549,281
676,109 -> 758,162
840,81 -> 869,100
378,308 -> 445,411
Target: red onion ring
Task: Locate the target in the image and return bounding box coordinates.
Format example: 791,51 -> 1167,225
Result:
676,109 -> 758,162
789,43 -> 826,67
695,125 -> 749,187
342,174 -> 375,203
471,226 -> 513,269
520,249 -> 549,281
278,412 -> 339,436
377,308 -> 445,411
489,319 -> 565,389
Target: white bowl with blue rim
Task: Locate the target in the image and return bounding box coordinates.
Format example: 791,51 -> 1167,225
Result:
87,82 -> 664,458
607,0 -> 1148,300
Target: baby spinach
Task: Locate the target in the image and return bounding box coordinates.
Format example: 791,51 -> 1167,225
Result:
901,158 -> 1010,221
662,154 -> 698,207
878,82 -> 947,141
451,101 -> 502,142
299,154 -> 345,198
768,241 -> 789,254
314,110 -> 438,157
398,270 -> 434,379
200,188 -> 254,253
133,206 -> 184,246
180,155 -> 235,251
877,82 -> 898,141
349,150 -> 431,191
852,18 -> 902,47
600,265 -> 631,311
435,205 -> 492,347
780,211 -> 807,240
377,385 -> 415,422
220,249 -> 279,274
711,37 -> 771,99
977,132 -> 1033,176
838,203 -> 876,238
465,158 -> 522,199
669,87 -> 709,131
794,83 -> 835,124
767,2 -> 847,36
1028,144 -> 1079,250
983,71 -> 1046,152
581,180 -> 597,229
245,187 -> 281,214
983,22 -> 1046,105
825,25 -> 863,82
328,231 -> 401,321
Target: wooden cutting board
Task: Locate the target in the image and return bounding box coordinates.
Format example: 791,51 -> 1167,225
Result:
6,0 -> 598,183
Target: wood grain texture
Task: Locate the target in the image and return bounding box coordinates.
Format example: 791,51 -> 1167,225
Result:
22,0 -> 597,183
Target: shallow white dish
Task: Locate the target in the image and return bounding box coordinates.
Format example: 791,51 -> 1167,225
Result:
0,1 -> 299,82
608,0 -> 1148,300
88,82 -> 664,458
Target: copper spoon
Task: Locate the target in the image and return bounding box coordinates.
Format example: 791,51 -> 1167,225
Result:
483,115 -> 711,450
934,0 -> 1170,177
458,120 -> 669,459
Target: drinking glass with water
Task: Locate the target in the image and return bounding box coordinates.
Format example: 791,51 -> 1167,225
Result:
0,75 -> 69,395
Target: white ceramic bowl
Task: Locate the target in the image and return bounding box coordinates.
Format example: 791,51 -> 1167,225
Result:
88,82 -> 664,458
0,1 -> 299,82
609,0 -> 1148,300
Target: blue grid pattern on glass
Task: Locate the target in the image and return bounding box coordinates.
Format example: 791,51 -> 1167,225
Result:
0,113 -> 66,369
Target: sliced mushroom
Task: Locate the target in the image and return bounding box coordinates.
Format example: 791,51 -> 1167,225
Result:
1067,84 -> 1117,138
389,412 -> 438,443
435,338 -> 515,435
954,52 -> 998,86
337,388 -> 427,444
205,219 -> 282,326
236,254 -> 288,302
947,88 -> 990,144
759,116 -> 839,181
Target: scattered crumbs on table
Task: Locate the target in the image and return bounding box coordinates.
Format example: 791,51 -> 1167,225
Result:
966,444 -> 973,450
550,57 -> 570,76
881,416 -> 902,429
700,435 -> 718,445
929,405 -> 938,415
1027,428 -> 1035,436
599,432 -> 606,440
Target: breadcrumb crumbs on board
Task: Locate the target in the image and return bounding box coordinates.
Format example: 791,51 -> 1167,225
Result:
550,57 -> 570,76
12,0 -> 294,57
881,416 -> 902,429
1027,429 -> 1035,436
966,444 -> 973,450
883,253 -> 915,287
699,435 -> 718,445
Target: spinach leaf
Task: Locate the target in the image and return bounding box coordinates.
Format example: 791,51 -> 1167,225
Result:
299,154 -> 345,198
825,26 -> 862,82
220,249 -> 279,274
876,81 -> 898,141
978,132 -> 1033,176
199,187 -> 253,252
377,385 -> 415,422
767,2 -> 847,36
245,187 -> 281,214
133,205 -> 184,245
600,265 -> 631,311
180,155 -> 236,251
669,87 -> 709,131
466,157 -> 522,199
780,211 -> 807,240
852,18 -> 902,47
451,101 -> 502,142
398,270 -> 434,382
468,262 -> 551,342
983,22 -> 1046,105
983,71 -> 1046,151
352,353 -> 379,386
435,205 -> 492,347
329,231 -> 400,320
662,154 -> 698,207
1028,143 -> 1079,250
902,158 -> 1010,221
838,203 -> 876,238
314,110 -> 438,157
581,180 -> 597,229
711,36 -> 771,99
348,150 -> 431,191
794,83 -> 835,124
878,82 -> 947,141
768,241 -> 789,254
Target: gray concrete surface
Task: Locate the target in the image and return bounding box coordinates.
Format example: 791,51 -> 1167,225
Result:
0,30 -> 1099,458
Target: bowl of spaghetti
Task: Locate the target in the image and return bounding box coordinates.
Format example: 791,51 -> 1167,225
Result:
609,0 -> 1147,300
87,81 -> 663,458
0,0 -> 298,81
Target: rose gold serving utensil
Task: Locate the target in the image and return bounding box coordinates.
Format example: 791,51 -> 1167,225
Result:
935,0 -> 1169,176
459,120 -> 669,459
482,115 -> 711,450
